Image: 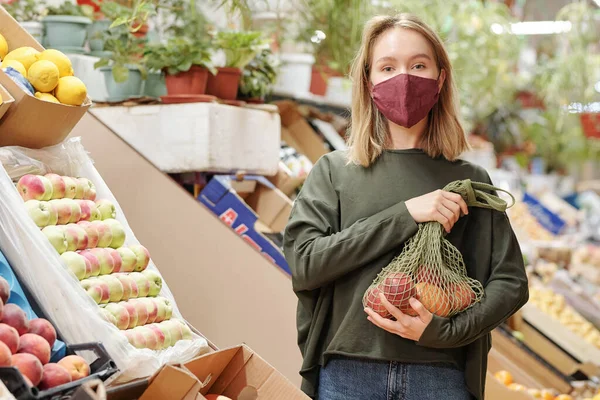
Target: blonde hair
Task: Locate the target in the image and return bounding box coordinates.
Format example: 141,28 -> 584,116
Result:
347,13 -> 469,167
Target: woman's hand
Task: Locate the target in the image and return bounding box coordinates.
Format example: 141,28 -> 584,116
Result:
365,294 -> 433,341
405,190 -> 468,233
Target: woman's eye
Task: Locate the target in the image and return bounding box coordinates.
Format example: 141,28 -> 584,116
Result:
382,66 -> 394,72
413,64 -> 426,70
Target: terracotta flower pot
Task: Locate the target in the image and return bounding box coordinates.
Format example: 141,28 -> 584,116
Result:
205,67 -> 242,101
132,22 -> 149,38
77,0 -> 102,13
581,113 -> 600,139
164,66 -> 209,96
310,64 -> 342,96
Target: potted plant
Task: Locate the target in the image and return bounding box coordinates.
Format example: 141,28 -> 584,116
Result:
238,49 -> 279,103
207,30 -> 269,100
43,2 -> 93,53
144,37 -> 215,97
94,27 -> 147,102
2,0 -> 46,43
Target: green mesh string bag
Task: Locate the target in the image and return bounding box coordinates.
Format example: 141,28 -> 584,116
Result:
363,180 -> 515,319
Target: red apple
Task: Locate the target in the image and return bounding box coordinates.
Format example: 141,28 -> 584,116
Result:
118,301 -> 138,329
381,272 -> 416,314
0,341 -> 11,367
415,265 -> 437,285
45,174 -> 66,200
39,363 -> 72,390
12,353 -> 43,386
28,319 -> 57,348
2,304 -> 29,335
0,276 -> 9,304
17,175 -> 52,201
0,323 -> 19,353
364,286 -> 391,318
109,249 -> 123,273
57,355 -> 90,381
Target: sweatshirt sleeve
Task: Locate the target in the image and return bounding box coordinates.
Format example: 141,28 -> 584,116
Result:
417,209 -> 529,348
283,155 -> 419,292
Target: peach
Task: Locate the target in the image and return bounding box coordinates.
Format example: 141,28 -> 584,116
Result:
0,341 -> 11,367
382,272 -> 416,313
415,283 -> 452,317
2,304 -> 29,335
0,323 -> 19,353
0,276 -> 10,304
58,355 -> 90,381
18,333 -> 51,365
12,353 -> 43,386
28,319 -> 57,348
39,363 -> 72,390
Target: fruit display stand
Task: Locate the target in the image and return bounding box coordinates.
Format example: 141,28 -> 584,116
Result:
69,114 -> 303,386
0,138 -> 211,385
0,8 -> 91,148
0,83 -> 14,121
89,102 -> 280,176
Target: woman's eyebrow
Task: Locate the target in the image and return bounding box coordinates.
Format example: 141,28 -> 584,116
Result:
375,54 -> 433,64
409,53 -> 433,61
375,55 -> 397,64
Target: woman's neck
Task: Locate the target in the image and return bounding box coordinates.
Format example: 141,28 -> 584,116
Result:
387,118 -> 428,150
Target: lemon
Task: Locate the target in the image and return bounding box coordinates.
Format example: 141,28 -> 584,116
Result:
1,60 -> 27,77
55,76 -> 87,106
28,60 -> 60,92
36,49 -> 74,78
0,34 -> 8,60
4,46 -> 40,71
35,92 -> 60,104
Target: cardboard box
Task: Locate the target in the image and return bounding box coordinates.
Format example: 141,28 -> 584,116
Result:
267,162 -> 305,197
199,175 -> 292,275
0,7 -> 91,148
0,83 -> 14,122
140,345 -> 309,400
275,101 -> 328,164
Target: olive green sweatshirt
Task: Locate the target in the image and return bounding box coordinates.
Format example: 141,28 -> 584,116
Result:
283,149 -> 529,399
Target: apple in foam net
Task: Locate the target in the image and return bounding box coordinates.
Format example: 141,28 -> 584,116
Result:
49,199 -> 72,225
60,251 -> 87,280
91,221 -> 113,248
81,279 -> 103,304
12,353 -> 43,386
77,221 -> 99,248
75,200 -> 92,221
116,247 -> 137,273
162,320 -> 184,345
18,333 -> 51,365
39,363 -> 72,390
133,326 -> 158,350
46,201 -> 59,226
98,275 -> 124,302
118,301 -> 139,329
154,297 -> 173,323
79,250 -> 101,277
57,355 -> 90,381
78,178 -> 97,201
42,226 -> 68,254
63,224 -> 88,252
96,199 -> 116,220
129,244 -> 150,272
61,177 -> 78,199
142,270 -> 162,297
17,175 -> 52,201
114,274 -> 137,301
0,276 -> 9,304
65,199 -> 82,224
129,272 -> 150,298
137,297 -> 158,324
103,303 -> 130,330
0,323 -> 20,353
147,324 -> 168,349
29,318 -> 57,348
103,219 -> 126,249
2,304 -> 29,335
109,249 -> 123,273
74,178 -> 85,200
98,307 -> 118,327
89,248 -> 114,276
124,329 -> 147,349
44,174 -> 66,200
130,298 -> 148,326
25,200 -> 52,228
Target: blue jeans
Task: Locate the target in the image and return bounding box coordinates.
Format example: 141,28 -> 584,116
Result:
318,357 -> 473,400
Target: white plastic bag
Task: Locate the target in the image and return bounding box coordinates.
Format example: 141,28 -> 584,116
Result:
0,138 -> 209,382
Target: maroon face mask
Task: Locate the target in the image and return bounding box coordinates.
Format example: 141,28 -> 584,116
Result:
371,73 -> 440,128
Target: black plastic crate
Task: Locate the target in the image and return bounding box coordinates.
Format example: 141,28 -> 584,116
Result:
0,342 -> 117,400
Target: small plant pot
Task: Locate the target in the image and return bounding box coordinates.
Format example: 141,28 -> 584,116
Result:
88,19 -> 111,52
77,0 -> 103,13
132,22 -> 149,39
164,66 -> 209,96
19,21 -> 43,44
143,71 -> 167,98
310,64 -> 342,96
43,15 -> 91,49
581,113 -> 600,139
100,66 -> 143,103
205,67 -> 242,101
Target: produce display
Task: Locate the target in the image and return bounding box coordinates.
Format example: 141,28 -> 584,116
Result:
528,286 -> 600,348
0,275 -> 91,390
493,370 -> 600,400
0,34 -> 88,106
508,202 -> 555,242
17,174 -> 190,351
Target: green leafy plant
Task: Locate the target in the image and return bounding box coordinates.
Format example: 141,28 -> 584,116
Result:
46,2 -> 93,18
2,0 -> 46,21
144,37 -> 215,75
93,26 -> 147,83
214,31 -> 269,69
239,49 -> 279,99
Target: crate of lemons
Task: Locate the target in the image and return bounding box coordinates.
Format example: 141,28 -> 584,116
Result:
494,370 -> 600,400
0,33 -> 87,106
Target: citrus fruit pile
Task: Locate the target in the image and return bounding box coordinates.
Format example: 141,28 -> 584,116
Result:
0,33 -> 87,106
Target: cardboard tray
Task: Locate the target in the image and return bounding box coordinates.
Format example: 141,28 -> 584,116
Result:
0,342 -> 117,400
0,83 -> 15,121
0,7 -> 91,148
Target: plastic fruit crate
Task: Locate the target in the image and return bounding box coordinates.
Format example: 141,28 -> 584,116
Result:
0,250 -> 66,361
0,342 -> 117,400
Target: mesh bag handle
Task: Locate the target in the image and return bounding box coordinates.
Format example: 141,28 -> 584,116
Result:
445,180 -> 515,212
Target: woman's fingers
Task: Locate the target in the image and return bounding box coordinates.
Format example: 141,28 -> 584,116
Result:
435,209 -> 453,233
442,191 -> 469,216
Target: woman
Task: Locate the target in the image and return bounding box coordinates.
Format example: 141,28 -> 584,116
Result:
283,13 -> 528,400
